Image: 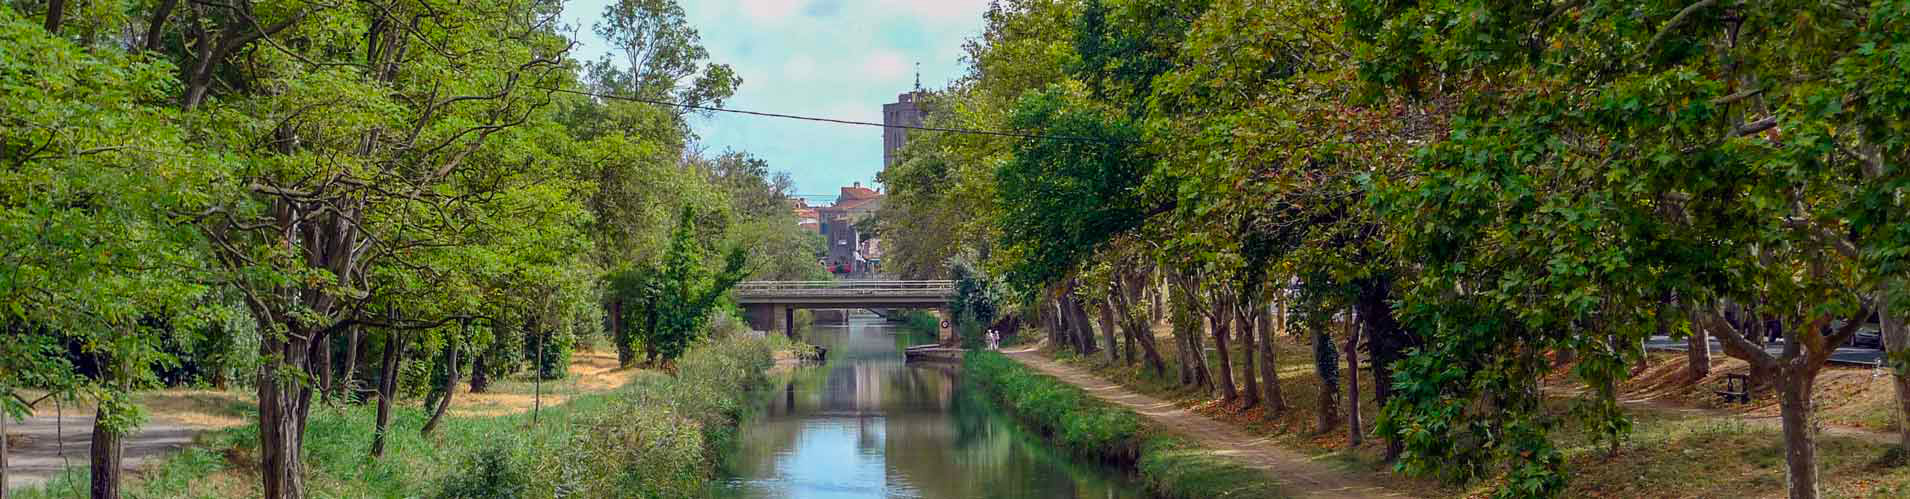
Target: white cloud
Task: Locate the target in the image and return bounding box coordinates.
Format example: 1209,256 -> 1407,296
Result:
874,0 -> 992,19
860,50 -> 910,82
782,55 -> 819,81
738,0 -> 805,22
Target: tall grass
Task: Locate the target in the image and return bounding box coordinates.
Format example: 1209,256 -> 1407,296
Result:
8,334 -> 776,499
964,350 -> 1287,499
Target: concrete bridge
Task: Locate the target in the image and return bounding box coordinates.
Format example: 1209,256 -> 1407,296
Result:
736,280 -> 954,337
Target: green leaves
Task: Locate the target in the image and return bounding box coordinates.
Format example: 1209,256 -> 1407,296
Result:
609,206 -> 749,364
993,87 -> 1151,297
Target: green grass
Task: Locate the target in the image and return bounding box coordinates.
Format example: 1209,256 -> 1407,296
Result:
8,334 -> 778,499
964,350 -> 1288,498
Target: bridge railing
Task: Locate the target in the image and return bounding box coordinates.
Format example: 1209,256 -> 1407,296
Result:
733,280 -> 954,298
734,280 -> 953,290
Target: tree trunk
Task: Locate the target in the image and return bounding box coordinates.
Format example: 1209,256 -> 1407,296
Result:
1777,366 -> 1821,499
259,325 -> 316,499
1354,278 -> 1413,460
316,334 -> 334,403
1236,307 -> 1261,408
143,0 -> 177,51
1097,299 -> 1121,364
1346,316 -> 1362,445
421,339 -> 460,436
1882,301 -> 1909,453
1123,321 -> 1139,365
469,354 -> 490,394
1149,279 -> 1164,325
372,330 -> 404,457
44,0 -> 66,34
1687,306 -> 1713,380
1315,327 -> 1340,433
1209,296 -> 1239,402
1049,298 -> 1068,349
89,407 -> 121,499
339,325 -> 361,402
1257,303 -> 1286,412
534,329 -> 545,424
2,406 -> 8,499
610,299 -> 631,366
1175,328 -> 1196,385
1064,287 -> 1097,354
1168,283 -> 1208,388
1112,272 -> 1167,376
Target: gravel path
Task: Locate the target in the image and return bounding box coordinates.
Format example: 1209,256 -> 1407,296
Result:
5,415 -> 208,493
1001,347 -> 1413,499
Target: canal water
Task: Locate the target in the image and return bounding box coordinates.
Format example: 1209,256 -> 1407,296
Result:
714,312 -> 1148,499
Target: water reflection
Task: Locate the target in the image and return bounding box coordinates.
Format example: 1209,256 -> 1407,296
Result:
717,313 -> 1146,499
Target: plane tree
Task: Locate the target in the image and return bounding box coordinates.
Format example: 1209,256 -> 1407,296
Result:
1350,0 -> 1910,496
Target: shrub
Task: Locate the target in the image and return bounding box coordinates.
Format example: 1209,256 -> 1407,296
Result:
543,333 -> 773,498
435,446 -> 530,499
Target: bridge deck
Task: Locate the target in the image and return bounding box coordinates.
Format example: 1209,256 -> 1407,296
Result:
734,280 -> 954,304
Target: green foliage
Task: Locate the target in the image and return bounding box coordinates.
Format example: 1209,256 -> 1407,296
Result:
433,446 -> 529,499
899,310 -> 942,339
12,334 -> 777,498
608,207 -> 750,364
950,254 -> 1002,326
993,87 -> 1152,297
0,2 -> 220,435
2,0 -> 827,494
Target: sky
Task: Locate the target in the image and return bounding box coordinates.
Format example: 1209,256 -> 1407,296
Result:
560,0 -> 992,202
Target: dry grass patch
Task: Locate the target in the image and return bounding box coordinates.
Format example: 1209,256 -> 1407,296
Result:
1064,324 -> 1910,498
450,350 -> 649,417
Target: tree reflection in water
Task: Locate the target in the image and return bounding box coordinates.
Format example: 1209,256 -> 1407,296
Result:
717,312 -> 1148,498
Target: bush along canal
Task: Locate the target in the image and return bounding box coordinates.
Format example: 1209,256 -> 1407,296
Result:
716,312 -> 1146,498
964,351 -> 1289,499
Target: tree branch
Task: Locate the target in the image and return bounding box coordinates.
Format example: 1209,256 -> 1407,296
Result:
1701,305 -> 1778,369
1644,0 -> 1719,57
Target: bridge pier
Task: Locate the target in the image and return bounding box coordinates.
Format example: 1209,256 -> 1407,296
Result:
744,303 -> 777,333
743,303 -> 802,338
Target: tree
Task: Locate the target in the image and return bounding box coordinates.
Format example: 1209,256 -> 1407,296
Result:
2,10 -> 222,496
164,2 -> 575,495
610,207 -> 748,365
1353,1 -> 1910,496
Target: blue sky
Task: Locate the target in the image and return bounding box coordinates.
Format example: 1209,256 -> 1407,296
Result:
560,0 -> 991,201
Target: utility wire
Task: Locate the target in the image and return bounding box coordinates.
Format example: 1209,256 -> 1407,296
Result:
538,86 -> 1133,144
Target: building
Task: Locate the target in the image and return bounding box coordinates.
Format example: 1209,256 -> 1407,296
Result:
882,90 -> 927,168
790,199 -> 820,232
815,182 -> 883,274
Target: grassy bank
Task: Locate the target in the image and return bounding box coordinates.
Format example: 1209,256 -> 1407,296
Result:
1066,326 -> 1910,497
13,335 -> 779,498
964,351 -> 1285,499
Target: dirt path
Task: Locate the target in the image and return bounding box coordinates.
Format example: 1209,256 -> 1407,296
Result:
5,415 -> 208,492
1001,347 -> 1413,499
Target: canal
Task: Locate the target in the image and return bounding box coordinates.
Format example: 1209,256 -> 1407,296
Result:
715,312 -> 1148,498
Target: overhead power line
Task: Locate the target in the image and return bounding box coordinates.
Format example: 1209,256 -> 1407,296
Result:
538,87 -> 1133,144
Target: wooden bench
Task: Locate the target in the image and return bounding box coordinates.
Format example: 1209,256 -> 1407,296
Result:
1715,373 -> 1751,404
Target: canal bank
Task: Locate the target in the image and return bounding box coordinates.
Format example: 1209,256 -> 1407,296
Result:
716,312 -> 1144,498
982,347 -> 1411,499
